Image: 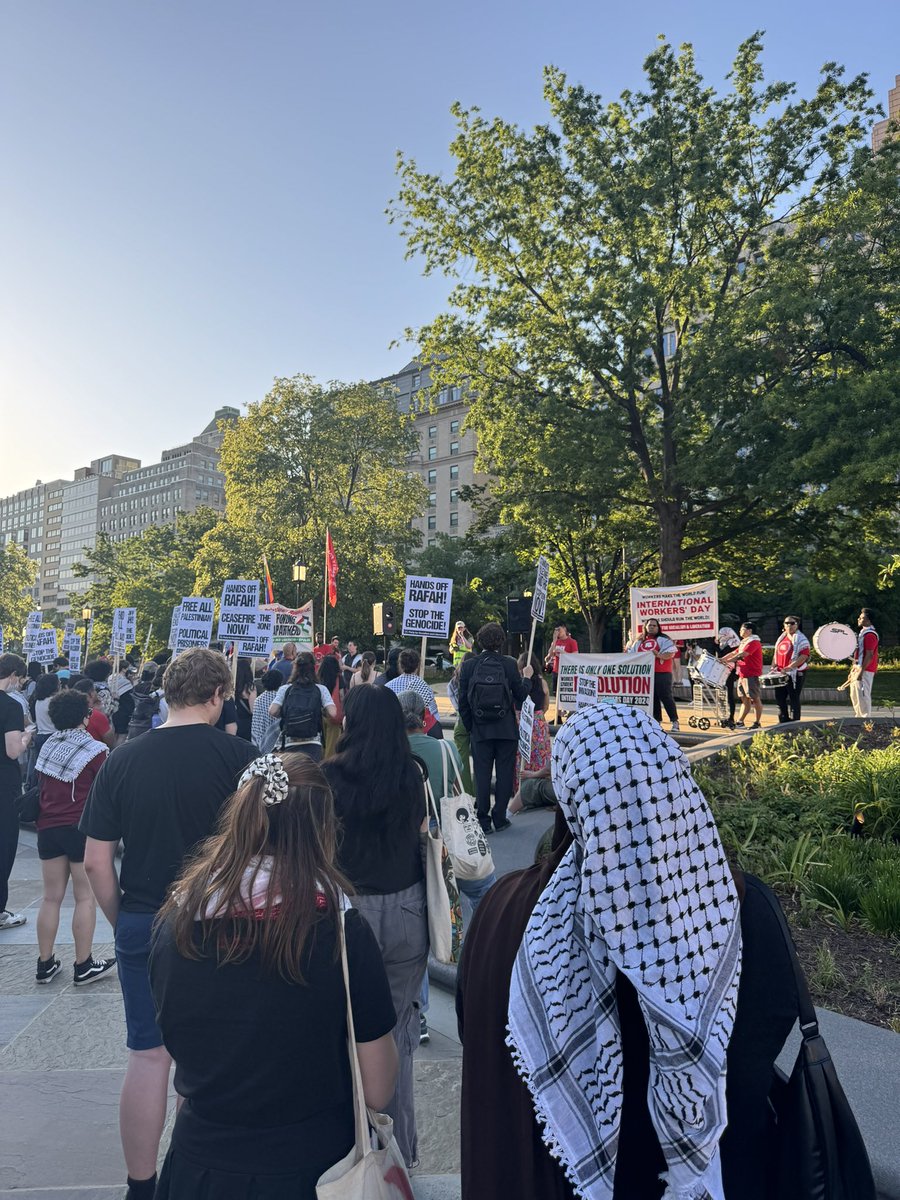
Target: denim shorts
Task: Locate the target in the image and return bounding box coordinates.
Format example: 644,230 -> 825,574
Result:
115,909 -> 164,1051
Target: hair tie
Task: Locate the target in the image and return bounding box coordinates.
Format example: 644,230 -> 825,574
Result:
239,754 -> 290,807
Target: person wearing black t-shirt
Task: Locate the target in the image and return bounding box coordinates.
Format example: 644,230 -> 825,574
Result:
149,752 -> 398,1200
81,649 -> 257,1200
1,655 -> 33,930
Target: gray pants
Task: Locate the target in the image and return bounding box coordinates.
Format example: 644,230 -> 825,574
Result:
352,880 -> 428,1167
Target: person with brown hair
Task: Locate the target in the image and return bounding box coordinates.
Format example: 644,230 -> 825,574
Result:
81,648 -> 258,1200
149,753 -> 398,1200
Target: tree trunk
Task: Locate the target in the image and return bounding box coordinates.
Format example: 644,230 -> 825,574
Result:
659,506 -> 684,585
585,608 -> 607,652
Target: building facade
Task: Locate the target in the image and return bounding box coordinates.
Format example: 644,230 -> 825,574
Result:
872,74 -> 900,153
378,361 -> 479,546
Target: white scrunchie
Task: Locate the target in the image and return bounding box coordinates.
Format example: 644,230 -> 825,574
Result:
239,754 -> 290,806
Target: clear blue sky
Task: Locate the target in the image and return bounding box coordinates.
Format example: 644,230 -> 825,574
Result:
2,0 -> 897,494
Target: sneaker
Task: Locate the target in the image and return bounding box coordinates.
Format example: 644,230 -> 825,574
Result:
73,956 -> 117,986
490,819 -> 512,833
749,722 -> 762,730
419,1013 -> 430,1044
670,721 -> 681,732
0,909 -> 27,930
35,956 -> 61,984
734,721 -> 746,729
478,821 -> 492,836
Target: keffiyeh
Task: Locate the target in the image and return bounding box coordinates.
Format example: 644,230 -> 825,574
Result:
35,729 -> 106,784
507,705 -> 741,1200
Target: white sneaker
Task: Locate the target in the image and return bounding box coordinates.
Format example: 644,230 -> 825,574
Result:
0,909 -> 27,929
670,722 -> 681,732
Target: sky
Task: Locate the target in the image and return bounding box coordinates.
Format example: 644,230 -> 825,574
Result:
1,0 -> 897,495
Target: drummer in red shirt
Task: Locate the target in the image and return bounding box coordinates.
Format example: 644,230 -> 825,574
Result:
771,615 -> 811,724
723,621 -> 763,730
626,617 -> 680,732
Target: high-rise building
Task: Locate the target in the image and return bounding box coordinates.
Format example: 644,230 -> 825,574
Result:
872,74 -> 900,153
377,361 -> 480,546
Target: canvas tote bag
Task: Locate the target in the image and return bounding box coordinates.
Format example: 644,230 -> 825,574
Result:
317,913 -> 414,1200
422,775 -> 463,965
436,740 -> 494,882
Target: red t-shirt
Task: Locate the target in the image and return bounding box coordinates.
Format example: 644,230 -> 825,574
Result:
37,751 -> 107,830
857,631 -> 879,674
551,637 -> 578,667
636,635 -> 675,674
313,644 -> 337,663
736,636 -> 763,678
87,709 -> 111,743
774,634 -> 810,673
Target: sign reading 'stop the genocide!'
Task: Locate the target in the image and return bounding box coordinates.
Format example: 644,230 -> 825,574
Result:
402,576 -> 454,639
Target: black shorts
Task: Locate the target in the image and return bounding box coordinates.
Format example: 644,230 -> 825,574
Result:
37,824 -> 87,862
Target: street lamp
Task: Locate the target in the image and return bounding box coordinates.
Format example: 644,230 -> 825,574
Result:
82,606 -> 93,662
292,562 -> 307,608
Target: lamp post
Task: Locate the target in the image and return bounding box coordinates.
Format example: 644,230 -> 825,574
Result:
292,562 -> 307,609
82,606 -> 93,663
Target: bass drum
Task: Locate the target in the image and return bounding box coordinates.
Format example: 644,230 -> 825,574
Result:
813,623 -> 857,662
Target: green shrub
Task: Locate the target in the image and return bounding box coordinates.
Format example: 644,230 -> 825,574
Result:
860,875 -> 900,937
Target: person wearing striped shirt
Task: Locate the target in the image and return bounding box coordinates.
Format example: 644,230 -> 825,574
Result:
385,650 -> 440,721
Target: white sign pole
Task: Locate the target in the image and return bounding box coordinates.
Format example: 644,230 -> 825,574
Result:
419,636 -> 428,680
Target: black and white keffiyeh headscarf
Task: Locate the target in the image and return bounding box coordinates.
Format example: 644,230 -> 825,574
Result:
35,729 -> 107,784
507,704 -> 741,1200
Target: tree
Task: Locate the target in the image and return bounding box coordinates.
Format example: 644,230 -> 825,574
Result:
193,376 -> 426,642
0,543 -> 38,645
413,532 -> 533,637
74,509 -> 220,655
393,35 -> 898,585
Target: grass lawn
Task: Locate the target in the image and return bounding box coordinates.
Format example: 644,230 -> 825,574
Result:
802,667 -> 900,705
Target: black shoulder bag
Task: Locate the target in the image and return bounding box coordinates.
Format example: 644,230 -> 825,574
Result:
763,886 -> 876,1200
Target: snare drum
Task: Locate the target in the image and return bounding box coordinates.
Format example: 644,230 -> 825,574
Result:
760,670 -> 788,689
695,652 -> 731,689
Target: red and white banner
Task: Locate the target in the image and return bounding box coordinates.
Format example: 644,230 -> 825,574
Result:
260,601 -> 314,650
629,580 -> 718,639
557,652 -> 655,715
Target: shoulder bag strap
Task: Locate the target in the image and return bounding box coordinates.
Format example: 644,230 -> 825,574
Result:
754,879 -> 818,1035
338,909 -> 372,1160
439,737 -> 465,796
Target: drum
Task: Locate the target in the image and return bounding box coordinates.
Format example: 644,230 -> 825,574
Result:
760,671 -> 788,689
813,623 -> 857,662
695,652 -> 731,689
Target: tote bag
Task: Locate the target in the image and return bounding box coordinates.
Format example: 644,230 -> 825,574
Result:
316,913 -> 414,1200
423,777 -> 463,965
436,741 -> 494,882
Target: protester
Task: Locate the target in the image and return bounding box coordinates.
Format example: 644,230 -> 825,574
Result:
316,654 -> 344,759
385,648 -> 441,726
724,621 -> 764,729
271,641 -> 297,683
251,668 -> 284,753
448,653 -> 476,793
715,627 -> 740,728
627,617 -> 680,731
110,663 -> 136,745
29,672 -> 61,764
543,624 -> 578,703
458,623 -> 532,835
509,764 -> 556,814
267,652 -> 336,762
513,652 -> 551,794
341,638 -> 363,689
849,608 -> 879,718
312,632 -> 335,665
34,689 -> 115,986
771,615 -> 811,723
148,752 -> 398,1200
72,679 -> 117,749
81,648 -> 258,1200
322,685 -> 427,1169
349,650 -> 377,687
457,705 -> 748,1200
24,660 -> 43,701
126,669 -> 162,741
449,621 -> 474,667
233,659 -> 256,742
1,655 -> 33,931
84,660 -> 118,719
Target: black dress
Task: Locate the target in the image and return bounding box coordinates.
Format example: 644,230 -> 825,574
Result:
149,909 -> 396,1199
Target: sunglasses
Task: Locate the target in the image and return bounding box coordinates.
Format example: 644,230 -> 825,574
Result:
784,621 -> 797,627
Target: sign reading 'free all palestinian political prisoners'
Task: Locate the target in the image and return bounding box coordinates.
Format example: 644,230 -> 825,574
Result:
629,580 -> 718,639
557,651 -> 655,715
402,576 -> 454,638
174,597 -> 215,652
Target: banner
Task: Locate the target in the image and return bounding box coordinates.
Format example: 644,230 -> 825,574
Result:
167,604 -> 182,651
218,580 -> 260,639
31,629 -> 58,665
557,651 -> 655,715
531,556 -> 550,623
326,529 -> 339,608
233,612 -> 276,659
518,695 -> 535,764
174,597 -> 215,651
629,580 -> 718,639
260,601 -> 314,650
402,575 -> 454,638
23,611 -> 42,652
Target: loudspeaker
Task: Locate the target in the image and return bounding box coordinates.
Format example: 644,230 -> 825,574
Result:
506,596 -> 532,634
373,603 -> 396,637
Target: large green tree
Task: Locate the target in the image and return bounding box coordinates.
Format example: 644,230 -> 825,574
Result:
0,543 -> 38,645
193,376 -> 426,641
393,35 -> 899,588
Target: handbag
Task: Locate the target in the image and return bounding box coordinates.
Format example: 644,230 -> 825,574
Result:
763,886 -> 875,1200
16,784 -> 40,824
316,912 -> 414,1200
436,741 -> 494,882
422,775 -> 463,965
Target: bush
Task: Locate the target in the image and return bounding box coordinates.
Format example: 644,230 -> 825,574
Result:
860,875 -> 900,937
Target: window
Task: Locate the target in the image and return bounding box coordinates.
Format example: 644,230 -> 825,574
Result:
662,331 -> 677,358
428,537 -> 436,547
412,372 -> 421,389
449,464 -> 459,480
428,425 -> 437,439
450,420 -> 459,434
427,446 -> 437,461
427,515 -> 436,530
450,440 -> 459,456
427,469 -> 437,484
450,488 -> 459,505
449,512 -> 459,527
428,492 -> 437,507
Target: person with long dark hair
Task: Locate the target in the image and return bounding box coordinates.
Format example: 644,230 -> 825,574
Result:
149,753 -> 398,1200
251,668 -> 283,753
322,685 -> 427,1169
233,659 -> 256,742
27,672 -> 60,787
316,654 -> 344,759
268,652 -> 336,762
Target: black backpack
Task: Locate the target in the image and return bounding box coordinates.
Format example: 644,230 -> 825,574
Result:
280,683 -> 323,742
467,653 -> 513,723
127,689 -> 160,740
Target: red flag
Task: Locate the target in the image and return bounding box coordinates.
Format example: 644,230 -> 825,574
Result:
325,529 -> 338,608
262,553 -> 275,605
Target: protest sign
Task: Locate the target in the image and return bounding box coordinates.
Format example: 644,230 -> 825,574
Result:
68,640 -> 82,672
402,576 -> 454,638
62,632 -> 80,652
260,601 -> 314,650
557,651 -> 655,715
233,611 -> 276,659
518,695 -> 535,765
218,580 -> 260,639
174,597 -> 215,652
167,605 -> 182,650
64,619 -> 76,637
111,607 -> 137,654
531,556 -> 550,624
629,580 -> 718,639
31,629 -> 58,665
23,611 -> 42,652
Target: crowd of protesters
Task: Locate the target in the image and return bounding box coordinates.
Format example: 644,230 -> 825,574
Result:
0,601 -> 883,1198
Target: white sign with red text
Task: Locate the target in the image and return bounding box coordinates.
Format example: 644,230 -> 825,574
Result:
629,580 -> 718,639
558,651 -> 655,715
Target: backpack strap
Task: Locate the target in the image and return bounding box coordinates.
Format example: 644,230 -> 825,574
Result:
751,876 -> 816,1035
